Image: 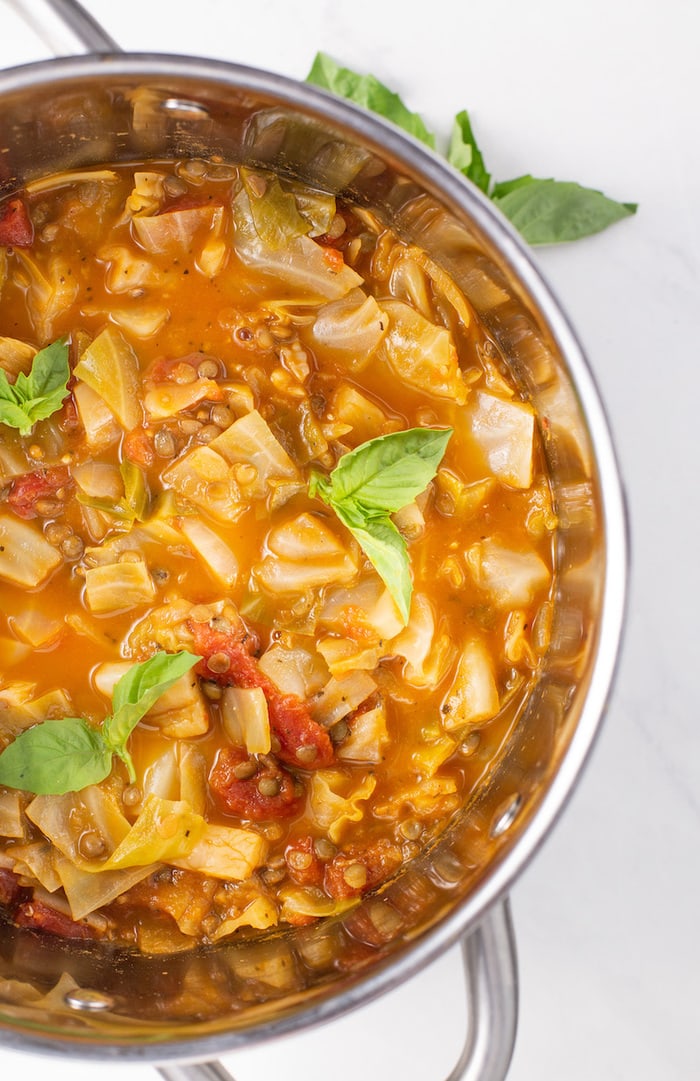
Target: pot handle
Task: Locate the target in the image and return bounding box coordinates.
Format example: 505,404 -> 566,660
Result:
10,0 -> 118,55
156,899 -> 519,1081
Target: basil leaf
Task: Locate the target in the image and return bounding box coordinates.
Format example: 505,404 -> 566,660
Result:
334,501 -> 412,623
106,650 -> 200,750
0,717 -> 111,795
448,110 -> 491,195
306,56 -> 637,244
492,178 -> 637,245
328,428 -> 453,513
16,338 -> 70,400
311,428 -> 451,624
306,52 -> 436,149
0,398 -> 38,435
0,338 -> 70,436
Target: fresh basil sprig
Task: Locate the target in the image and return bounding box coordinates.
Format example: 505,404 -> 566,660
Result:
0,338 -> 71,436
0,651 -> 200,796
310,427 -> 452,623
307,53 -> 637,244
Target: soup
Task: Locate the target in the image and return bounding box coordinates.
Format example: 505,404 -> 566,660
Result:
0,162 -> 555,953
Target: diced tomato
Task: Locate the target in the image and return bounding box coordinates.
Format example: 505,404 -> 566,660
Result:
318,244 -> 345,273
284,836 -> 325,887
324,839 -> 403,900
7,466 -> 71,520
209,746 -> 305,821
15,899 -> 94,939
0,197 -> 34,247
0,868 -> 25,908
122,426 -> 155,467
190,620 -> 335,770
58,389 -> 80,432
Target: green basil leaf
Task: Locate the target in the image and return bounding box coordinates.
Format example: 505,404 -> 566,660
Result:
0,398 -> 37,435
490,174 -> 537,199
326,428 -> 452,513
492,178 -> 637,244
306,55 -> 636,245
0,717 -> 111,795
334,501 -> 412,623
106,650 -> 200,750
448,110 -> 491,195
0,338 -> 70,435
306,52 -> 436,149
15,338 -> 70,401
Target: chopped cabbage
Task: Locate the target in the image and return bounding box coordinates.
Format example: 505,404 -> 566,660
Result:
123,170 -> 166,217
162,445 -> 241,524
93,662 -> 209,739
0,514 -> 62,588
10,607 -> 63,649
310,288 -> 388,370
56,855 -> 158,921
0,789 -> 25,839
309,671 -> 377,727
319,577 -> 404,643
178,744 -> 208,816
441,638 -> 500,731
84,559 -> 156,614
27,786 -> 131,864
411,734 -> 458,777
330,383 -> 397,447
254,512 -> 358,595
72,382 -> 120,450
208,409 -> 301,495
74,325 -> 143,431
380,299 -> 467,403
10,840 -> 61,892
316,635 -> 383,678
14,252 -> 79,340
466,390 -> 535,489
144,378 -> 223,420
101,303 -> 169,339
172,822 -> 268,881
466,539 -> 550,608
96,795 -> 203,870
175,516 -> 239,589
0,336 -> 35,380
390,594 -> 455,690
211,896 -> 278,941
221,686 -> 271,755
308,770 -> 377,843
132,203 -> 221,254
257,640 -> 330,698
72,461 -> 124,502
232,188 -> 362,299
337,701 -> 389,765
99,244 -> 163,294
279,885 -> 355,923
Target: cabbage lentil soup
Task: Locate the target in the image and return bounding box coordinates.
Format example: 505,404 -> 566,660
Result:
0,162 -> 555,951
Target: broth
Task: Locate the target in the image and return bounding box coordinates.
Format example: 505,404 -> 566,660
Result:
0,162 -> 556,952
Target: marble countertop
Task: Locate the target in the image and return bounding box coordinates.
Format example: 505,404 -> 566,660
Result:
0,0 -> 697,1077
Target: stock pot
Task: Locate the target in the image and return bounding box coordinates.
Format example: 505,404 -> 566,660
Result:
0,2 -> 628,1078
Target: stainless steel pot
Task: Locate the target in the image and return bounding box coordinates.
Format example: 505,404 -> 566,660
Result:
0,2 -> 628,1079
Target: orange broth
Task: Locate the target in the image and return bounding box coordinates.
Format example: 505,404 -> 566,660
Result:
0,163 -> 556,951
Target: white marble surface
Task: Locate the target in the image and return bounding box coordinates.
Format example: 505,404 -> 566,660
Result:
0,0 -> 698,1078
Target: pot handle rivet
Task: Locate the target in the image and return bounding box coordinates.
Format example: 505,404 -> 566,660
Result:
64,988 -> 115,1012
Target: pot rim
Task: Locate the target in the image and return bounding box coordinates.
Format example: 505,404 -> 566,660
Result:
0,50 -> 629,1061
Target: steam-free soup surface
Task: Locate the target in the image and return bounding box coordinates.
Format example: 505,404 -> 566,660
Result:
0,163 -> 555,951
